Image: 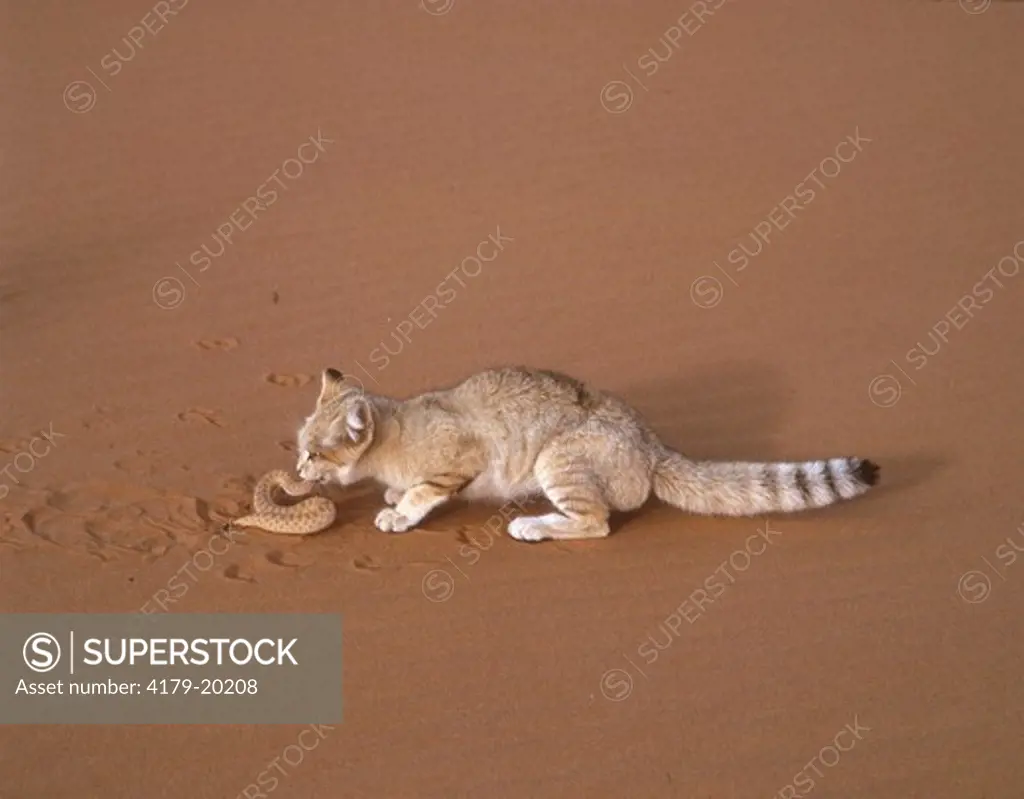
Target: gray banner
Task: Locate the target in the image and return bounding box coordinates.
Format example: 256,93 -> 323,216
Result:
1,614 -> 342,724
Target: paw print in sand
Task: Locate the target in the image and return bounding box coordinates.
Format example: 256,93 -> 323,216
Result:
264,374 -> 313,389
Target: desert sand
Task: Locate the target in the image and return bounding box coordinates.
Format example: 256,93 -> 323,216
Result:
3,0 -> 1024,796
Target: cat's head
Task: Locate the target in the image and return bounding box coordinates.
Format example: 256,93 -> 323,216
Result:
296,368 -> 375,486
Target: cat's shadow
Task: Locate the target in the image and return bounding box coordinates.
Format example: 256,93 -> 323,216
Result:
611,361 -> 945,531
619,359 -> 791,461
609,360 -> 793,533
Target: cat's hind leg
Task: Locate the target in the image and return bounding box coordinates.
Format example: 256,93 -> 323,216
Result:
508,443 -> 610,542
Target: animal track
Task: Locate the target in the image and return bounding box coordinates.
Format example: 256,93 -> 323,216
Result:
194,337 -> 239,351
223,564 -> 257,582
266,550 -> 307,568
176,408 -> 225,427
0,286 -> 28,304
4,483 -> 211,563
351,555 -> 382,572
0,469 -> 406,586
264,373 -> 313,389
348,554 -> 437,572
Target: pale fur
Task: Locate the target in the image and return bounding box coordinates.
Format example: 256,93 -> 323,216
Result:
230,469 -> 337,535
296,366 -> 879,542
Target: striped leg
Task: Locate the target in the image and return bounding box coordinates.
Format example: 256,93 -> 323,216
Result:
508,465 -> 610,542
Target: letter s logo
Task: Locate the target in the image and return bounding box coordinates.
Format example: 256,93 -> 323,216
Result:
23,632 -> 62,673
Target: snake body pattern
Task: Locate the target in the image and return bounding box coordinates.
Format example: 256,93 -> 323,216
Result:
230,469 -> 337,534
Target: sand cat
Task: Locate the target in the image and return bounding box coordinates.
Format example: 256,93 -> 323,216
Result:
296,366 -> 879,542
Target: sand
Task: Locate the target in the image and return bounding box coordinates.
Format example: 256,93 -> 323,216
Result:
3,0 -> 1024,795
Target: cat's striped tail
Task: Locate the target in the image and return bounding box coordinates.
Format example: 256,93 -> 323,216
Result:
652,450 -> 879,516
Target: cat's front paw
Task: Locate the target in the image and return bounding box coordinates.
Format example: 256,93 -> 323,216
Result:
383,487 -> 403,506
375,507 -> 414,533
508,517 -> 552,543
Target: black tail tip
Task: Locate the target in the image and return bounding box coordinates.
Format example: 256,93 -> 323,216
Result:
854,459 -> 880,487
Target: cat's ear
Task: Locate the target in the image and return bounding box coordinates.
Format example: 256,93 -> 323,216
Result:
344,399 -> 372,444
318,367 -> 345,404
